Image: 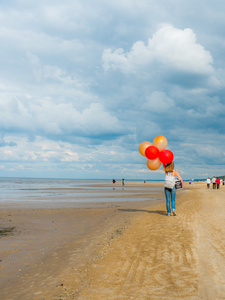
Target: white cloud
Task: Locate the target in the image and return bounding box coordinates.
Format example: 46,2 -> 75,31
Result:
150,24 -> 214,74
102,24 -> 214,76
0,136 -> 80,163
138,169 -> 149,173
0,94 -> 123,139
61,150 -> 79,162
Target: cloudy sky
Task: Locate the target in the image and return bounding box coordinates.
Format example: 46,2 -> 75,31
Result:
0,0 -> 225,180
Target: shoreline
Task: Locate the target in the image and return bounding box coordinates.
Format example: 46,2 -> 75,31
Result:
0,180 -> 164,208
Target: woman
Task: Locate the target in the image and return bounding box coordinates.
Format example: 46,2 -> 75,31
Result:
164,162 -> 183,216
206,177 -> 211,189
212,176 -> 216,189
216,177 -> 221,189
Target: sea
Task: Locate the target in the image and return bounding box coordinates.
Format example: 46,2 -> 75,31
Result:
0,178 -> 163,208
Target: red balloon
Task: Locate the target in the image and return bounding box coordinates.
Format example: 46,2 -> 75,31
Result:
145,146 -> 159,160
159,150 -> 174,165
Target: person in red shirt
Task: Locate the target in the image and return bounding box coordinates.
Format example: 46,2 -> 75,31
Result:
216,177 -> 221,189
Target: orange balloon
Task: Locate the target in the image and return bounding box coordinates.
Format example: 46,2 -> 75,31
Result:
153,136 -> 167,151
146,158 -> 161,170
139,141 -> 152,157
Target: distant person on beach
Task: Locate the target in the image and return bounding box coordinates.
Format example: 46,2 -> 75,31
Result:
206,177 -> 211,189
212,176 -> 216,189
122,178 -> 125,186
112,179 -> 116,186
216,177 -> 220,189
164,162 -> 183,216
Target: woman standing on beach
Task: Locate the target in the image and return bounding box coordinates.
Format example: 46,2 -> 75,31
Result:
164,162 -> 183,216
212,176 -> 216,189
216,177 -> 221,189
206,177 -> 211,189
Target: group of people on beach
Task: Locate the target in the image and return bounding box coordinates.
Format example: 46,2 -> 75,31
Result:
112,178 -> 125,186
189,179 -> 195,184
206,176 -> 224,189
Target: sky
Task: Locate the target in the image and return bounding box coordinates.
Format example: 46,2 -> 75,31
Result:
0,0 -> 225,180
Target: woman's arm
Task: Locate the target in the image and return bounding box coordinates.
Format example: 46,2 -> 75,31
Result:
174,170 -> 184,187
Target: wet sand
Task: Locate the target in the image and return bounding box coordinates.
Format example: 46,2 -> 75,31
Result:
0,181 -> 166,299
2,182 -> 225,299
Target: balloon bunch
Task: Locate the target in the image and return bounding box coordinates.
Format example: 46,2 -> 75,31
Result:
139,135 -> 174,170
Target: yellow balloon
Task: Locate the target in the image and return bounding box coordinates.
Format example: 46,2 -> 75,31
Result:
139,141 -> 152,157
146,158 -> 161,170
153,135 -> 167,151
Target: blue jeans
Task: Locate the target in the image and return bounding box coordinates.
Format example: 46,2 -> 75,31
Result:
164,187 -> 176,214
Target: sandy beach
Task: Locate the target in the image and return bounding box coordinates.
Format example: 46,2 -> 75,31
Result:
1,181 -> 225,299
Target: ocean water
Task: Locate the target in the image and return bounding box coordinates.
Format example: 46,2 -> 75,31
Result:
0,178 -> 163,207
